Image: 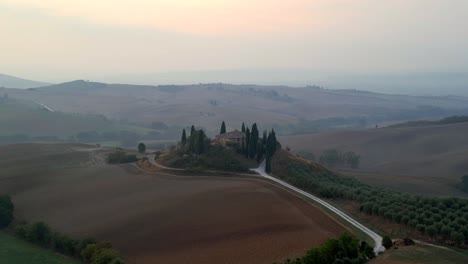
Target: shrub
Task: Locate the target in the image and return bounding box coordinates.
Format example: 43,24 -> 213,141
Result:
107,151 -> 138,164
281,233 -> 374,264
382,236 -> 393,249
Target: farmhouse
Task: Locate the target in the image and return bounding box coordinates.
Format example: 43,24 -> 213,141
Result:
214,129 -> 245,146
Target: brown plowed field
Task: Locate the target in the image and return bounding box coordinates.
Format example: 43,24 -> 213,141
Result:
0,144 -> 348,264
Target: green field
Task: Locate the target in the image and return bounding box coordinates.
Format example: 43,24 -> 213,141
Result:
0,232 -> 79,264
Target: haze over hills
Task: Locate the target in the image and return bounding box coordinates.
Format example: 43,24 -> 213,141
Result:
0,73 -> 50,89
2,79 -> 468,138
98,71 -> 468,97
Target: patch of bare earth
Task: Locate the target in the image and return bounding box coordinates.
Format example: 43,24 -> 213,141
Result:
0,144 -> 348,264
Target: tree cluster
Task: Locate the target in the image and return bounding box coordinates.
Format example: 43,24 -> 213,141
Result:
280,233 -> 374,264
0,195 -> 14,228
241,122 -> 279,173
279,161 -> 468,247
180,126 -> 209,155
15,221 -> 124,264
319,149 -> 360,169
106,150 -> 138,164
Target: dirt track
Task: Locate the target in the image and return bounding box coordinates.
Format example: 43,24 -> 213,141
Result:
0,144 -> 348,264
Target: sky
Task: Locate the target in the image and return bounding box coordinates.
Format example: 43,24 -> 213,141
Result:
1,0 -> 467,83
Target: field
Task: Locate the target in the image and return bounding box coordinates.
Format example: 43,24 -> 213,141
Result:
371,244 -> 468,264
0,232 -> 79,264
0,143 -> 348,264
281,121 -> 468,197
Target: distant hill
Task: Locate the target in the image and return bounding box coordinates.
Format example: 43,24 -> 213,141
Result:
4,80 -> 468,137
281,120 -> 468,197
0,97 -> 161,146
0,73 -> 50,89
387,115 -> 468,128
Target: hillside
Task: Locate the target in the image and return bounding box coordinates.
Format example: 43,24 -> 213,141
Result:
0,143 -> 348,264
3,80 -> 468,136
281,121 -> 468,197
0,97 -> 158,146
0,73 -> 50,89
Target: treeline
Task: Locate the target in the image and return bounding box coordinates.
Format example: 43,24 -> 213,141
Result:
172,125 -> 247,172
319,149 -> 360,169
279,233 -> 374,264
172,122 -> 281,172
180,126 -> 209,155
0,195 -> 125,263
239,122 -> 280,173
278,161 -> 468,247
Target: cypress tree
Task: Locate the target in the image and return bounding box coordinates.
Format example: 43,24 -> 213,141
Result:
245,128 -> 250,158
190,125 -> 195,137
196,130 -> 206,154
249,123 -> 259,159
181,129 -> 187,146
220,121 -> 226,134
241,122 -> 245,133
256,141 -> 263,164
188,129 -> 197,153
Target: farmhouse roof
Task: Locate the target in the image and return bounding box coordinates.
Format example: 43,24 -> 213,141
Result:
216,129 -> 245,139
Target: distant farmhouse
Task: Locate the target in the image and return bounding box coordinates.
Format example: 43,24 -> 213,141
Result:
214,130 -> 245,146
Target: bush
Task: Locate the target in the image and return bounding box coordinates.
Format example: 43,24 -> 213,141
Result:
167,145 -> 249,172
382,236 -> 393,249
107,151 -> 138,164
137,142 -> 146,154
281,233 -> 374,264
0,195 -> 14,227
27,222 -> 52,245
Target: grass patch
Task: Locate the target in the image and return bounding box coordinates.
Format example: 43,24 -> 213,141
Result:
0,231 -> 79,264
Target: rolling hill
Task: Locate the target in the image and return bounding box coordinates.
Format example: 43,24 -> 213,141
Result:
0,73 -> 50,89
0,143 -> 348,264
281,120 -> 468,197
3,80 -> 468,137
0,97 -> 159,146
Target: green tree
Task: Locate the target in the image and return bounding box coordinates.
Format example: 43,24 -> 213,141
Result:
137,142 -> 146,153
382,235 -> 393,249
0,195 -> 14,228
220,121 -> 226,134
245,128 -> 250,158
190,125 -> 195,137
181,129 -> 187,146
194,130 -> 207,155
249,123 -> 259,159
241,122 -> 245,133
28,222 -> 52,245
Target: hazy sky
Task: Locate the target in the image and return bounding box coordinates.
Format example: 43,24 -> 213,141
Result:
1,0 -> 467,82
